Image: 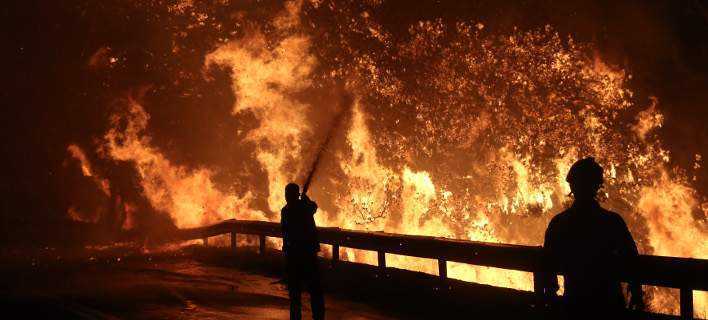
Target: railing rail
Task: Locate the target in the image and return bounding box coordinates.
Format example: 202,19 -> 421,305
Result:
177,219 -> 706,319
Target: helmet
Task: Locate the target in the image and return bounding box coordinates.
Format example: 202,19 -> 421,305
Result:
285,183 -> 300,203
566,157 -> 604,189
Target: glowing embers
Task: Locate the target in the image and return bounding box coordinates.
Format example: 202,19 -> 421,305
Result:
76,2 -> 706,316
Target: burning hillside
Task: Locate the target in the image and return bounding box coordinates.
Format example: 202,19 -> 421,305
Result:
4,0 -> 706,317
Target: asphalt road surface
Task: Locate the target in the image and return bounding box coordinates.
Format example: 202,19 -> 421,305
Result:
0,244 -> 679,319
1,246 -> 398,319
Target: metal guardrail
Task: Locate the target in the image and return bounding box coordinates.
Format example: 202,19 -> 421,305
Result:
177,219 -> 707,319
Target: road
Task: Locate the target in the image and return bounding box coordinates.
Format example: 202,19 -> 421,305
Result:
1,244 -> 675,319
1,246 -> 397,319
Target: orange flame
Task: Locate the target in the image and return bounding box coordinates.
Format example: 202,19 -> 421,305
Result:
85,1 -> 705,316
100,94 -> 267,228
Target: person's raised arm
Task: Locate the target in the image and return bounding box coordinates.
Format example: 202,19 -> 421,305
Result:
302,194 -> 318,215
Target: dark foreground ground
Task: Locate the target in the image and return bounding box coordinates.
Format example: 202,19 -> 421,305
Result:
0,244 -> 678,319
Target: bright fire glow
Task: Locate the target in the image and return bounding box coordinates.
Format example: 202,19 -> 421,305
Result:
66,1 -> 706,316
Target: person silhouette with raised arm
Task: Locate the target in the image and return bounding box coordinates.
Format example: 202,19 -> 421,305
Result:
542,157 -> 643,319
281,183 -> 324,320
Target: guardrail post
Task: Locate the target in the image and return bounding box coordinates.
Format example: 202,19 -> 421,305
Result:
332,244 -> 340,266
202,237 -> 208,246
377,251 -> 386,270
230,231 -> 237,250
532,271 -> 553,310
438,259 -> 447,280
259,235 -> 266,255
532,272 -> 544,297
680,287 -> 693,319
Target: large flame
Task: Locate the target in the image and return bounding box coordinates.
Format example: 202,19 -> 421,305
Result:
100,93 -> 267,228
69,1 -> 705,316
204,24 -> 316,214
